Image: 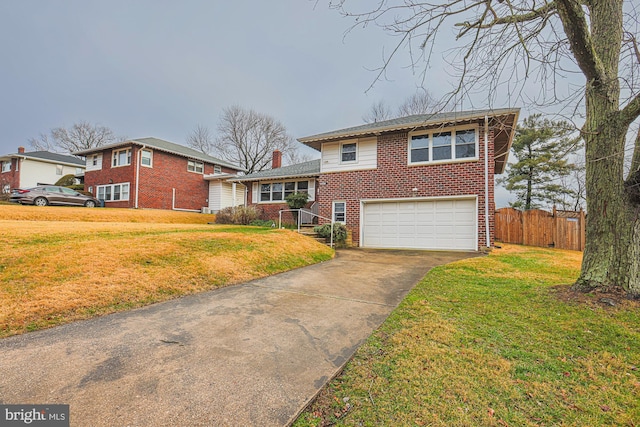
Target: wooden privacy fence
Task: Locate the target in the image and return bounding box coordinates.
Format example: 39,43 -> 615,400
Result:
495,207 -> 586,251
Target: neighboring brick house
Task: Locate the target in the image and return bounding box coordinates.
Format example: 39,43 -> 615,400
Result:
0,147 -> 85,194
232,150 -> 320,224
240,109 -> 518,251
73,138 -> 245,211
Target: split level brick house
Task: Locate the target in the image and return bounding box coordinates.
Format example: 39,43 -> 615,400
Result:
73,137 -> 245,211
0,147 -> 85,194
238,108 -> 519,251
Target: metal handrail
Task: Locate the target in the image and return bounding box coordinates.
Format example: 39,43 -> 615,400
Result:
278,208 -> 335,248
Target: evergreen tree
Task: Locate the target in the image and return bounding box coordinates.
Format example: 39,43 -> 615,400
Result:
499,115 -> 581,210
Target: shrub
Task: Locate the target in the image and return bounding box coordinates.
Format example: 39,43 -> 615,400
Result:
285,192 -> 310,224
215,206 -> 260,225
314,223 -> 348,244
249,219 -> 276,227
55,174 -> 77,187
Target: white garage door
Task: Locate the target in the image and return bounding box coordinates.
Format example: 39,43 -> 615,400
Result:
362,199 -> 477,250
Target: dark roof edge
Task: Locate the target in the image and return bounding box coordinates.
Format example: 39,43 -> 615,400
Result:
298,108 -> 520,144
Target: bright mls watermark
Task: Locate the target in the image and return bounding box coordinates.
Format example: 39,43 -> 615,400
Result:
1,405 -> 69,427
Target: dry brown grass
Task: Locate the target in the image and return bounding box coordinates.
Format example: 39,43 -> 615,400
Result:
0,205 -> 212,223
0,209 -> 333,337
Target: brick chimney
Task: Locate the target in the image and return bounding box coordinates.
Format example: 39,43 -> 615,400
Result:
18,146 -> 25,154
272,150 -> 282,169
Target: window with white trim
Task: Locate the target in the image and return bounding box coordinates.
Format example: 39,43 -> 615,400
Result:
214,165 -> 222,174
409,127 -> 477,164
141,149 -> 152,167
333,201 -> 346,223
97,182 -> 130,202
341,142 -> 357,162
87,154 -> 102,171
1,161 -> 11,173
259,180 -> 309,202
112,149 -> 131,167
187,160 -> 204,173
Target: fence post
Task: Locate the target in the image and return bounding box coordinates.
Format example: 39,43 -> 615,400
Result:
552,205 -> 558,249
278,210 -> 282,229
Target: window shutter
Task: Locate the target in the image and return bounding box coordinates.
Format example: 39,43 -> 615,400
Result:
252,183 -> 258,203
308,180 -> 316,202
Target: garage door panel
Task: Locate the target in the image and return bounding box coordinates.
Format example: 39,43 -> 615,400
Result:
363,199 -> 476,250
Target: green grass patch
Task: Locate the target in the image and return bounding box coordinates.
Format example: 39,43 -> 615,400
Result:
295,245 -> 640,427
1,220 -> 333,338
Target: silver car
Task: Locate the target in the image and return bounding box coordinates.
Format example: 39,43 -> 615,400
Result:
10,185 -> 100,207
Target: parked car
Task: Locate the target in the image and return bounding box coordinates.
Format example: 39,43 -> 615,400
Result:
10,186 -> 100,207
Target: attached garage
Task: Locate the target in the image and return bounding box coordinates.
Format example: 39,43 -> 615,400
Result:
361,198 -> 478,251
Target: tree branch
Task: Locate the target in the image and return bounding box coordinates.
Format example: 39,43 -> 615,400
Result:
554,0 -> 606,84
456,0 -> 557,38
620,91 -> 640,128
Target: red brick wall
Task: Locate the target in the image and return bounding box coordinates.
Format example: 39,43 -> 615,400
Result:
316,122 -> 496,248
84,145 -> 237,210
1,158 -> 20,191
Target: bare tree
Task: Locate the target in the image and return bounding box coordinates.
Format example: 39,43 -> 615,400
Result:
214,106 -> 298,173
284,148 -> 315,166
29,121 -> 121,153
363,100 -> 393,123
186,124 -> 215,155
331,1 -> 640,297
396,91 -> 441,116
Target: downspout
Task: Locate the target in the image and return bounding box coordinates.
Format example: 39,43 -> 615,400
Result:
135,144 -> 146,209
484,115 -> 490,248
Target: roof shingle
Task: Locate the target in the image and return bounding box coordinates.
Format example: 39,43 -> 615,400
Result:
232,159 -> 320,182
72,137 -> 244,171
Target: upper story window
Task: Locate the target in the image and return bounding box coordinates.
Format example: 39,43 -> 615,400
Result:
56,164 -> 63,175
141,149 -> 152,167
341,142 -> 357,162
112,149 -> 131,167
214,165 -> 222,174
1,161 -> 11,173
260,180 -> 309,202
187,160 -> 204,173
409,127 -> 477,165
92,155 -> 99,166
75,168 -> 83,175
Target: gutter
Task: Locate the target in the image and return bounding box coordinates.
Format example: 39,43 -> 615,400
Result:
135,144 -> 146,209
484,115 -> 490,248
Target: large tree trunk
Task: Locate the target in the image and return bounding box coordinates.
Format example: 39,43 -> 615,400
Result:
568,0 -> 640,298
574,118 -> 640,296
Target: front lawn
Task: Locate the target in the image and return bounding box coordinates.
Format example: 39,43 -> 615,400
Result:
0,206 -> 333,338
295,244 -> 640,426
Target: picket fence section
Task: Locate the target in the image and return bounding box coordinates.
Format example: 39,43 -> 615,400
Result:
495,207 -> 586,251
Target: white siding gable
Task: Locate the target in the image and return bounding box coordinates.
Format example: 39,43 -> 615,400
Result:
86,154 -> 102,171
321,137 -> 377,173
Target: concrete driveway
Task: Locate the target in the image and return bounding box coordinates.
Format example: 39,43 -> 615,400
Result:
0,249 -> 477,426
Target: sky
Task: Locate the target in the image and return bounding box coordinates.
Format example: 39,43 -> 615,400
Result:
0,1 -> 571,206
